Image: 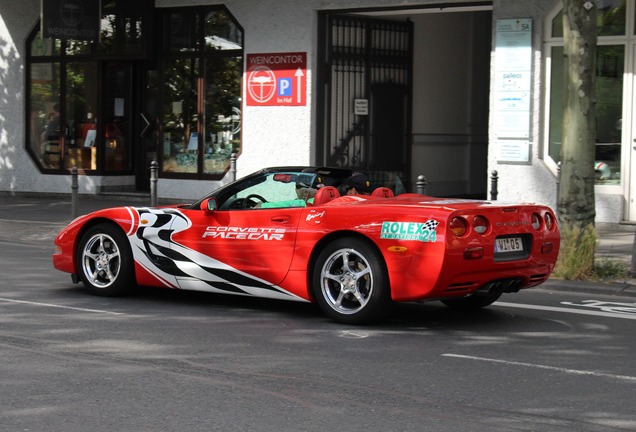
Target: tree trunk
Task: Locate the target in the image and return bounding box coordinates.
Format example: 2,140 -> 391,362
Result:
558,0 -> 597,229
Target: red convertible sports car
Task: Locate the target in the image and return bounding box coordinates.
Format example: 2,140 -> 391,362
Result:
53,166 -> 560,324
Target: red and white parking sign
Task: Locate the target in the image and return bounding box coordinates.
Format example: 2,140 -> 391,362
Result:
245,52 -> 306,106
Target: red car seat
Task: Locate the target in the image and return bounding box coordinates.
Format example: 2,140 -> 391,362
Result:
312,186 -> 340,206
371,187 -> 394,198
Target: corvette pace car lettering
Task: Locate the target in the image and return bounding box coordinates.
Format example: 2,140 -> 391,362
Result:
380,220 -> 439,242
127,208 -> 302,301
202,226 -> 286,240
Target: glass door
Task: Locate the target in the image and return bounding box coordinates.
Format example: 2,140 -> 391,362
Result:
102,62 -> 133,172
135,63 -> 159,191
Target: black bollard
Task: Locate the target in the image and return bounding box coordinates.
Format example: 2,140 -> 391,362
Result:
416,175 -> 427,195
490,170 -> 498,201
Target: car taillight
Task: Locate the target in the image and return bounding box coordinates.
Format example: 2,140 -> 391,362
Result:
472,215 -> 489,235
544,212 -> 555,231
531,212 -> 542,231
450,217 -> 468,237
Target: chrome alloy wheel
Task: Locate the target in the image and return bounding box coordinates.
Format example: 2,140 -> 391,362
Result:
81,233 -> 122,288
319,247 -> 374,315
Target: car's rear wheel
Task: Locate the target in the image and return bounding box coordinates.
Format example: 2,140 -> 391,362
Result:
313,237 -> 392,324
441,291 -> 502,310
77,223 -> 134,296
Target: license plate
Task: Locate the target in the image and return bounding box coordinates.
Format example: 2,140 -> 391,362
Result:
495,237 -> 523,253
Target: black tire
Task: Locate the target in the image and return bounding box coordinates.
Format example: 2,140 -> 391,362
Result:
76,223 -> 134,296
441,291 -> 502,310
312,237 -> 393,324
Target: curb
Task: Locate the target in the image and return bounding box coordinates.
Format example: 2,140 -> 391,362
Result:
542,278 -> 636,298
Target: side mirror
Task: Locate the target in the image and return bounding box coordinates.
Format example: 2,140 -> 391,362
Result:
200,197 -> 218,212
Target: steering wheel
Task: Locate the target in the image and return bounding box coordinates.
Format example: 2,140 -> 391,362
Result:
242,194 -> 268,209
227,198 -> 245,209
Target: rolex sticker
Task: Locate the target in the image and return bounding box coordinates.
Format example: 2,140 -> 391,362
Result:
380,220 -> 439,242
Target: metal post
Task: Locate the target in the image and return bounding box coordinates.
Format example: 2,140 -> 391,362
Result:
490,170 -> 498,201
416,175 -> 427,195
630,233 -> 636,277
230,153 -> 237,181
150,160 -> 158,207
556,161 -> 561,218
71,167 -> 79,219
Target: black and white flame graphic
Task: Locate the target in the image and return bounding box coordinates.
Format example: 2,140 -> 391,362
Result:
126,207 -> 304,301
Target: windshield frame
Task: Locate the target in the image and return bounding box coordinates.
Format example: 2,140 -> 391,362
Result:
187,166 -> 354,210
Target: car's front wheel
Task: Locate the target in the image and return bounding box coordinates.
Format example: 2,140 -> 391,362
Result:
76,223 -> 134,296
313,237 -> 392,324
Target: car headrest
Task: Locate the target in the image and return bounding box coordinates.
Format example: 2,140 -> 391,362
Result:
371,187 -> 394,198
312,186 -> 340,206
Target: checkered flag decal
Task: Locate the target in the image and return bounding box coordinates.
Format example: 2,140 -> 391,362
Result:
423,219 -> 439,231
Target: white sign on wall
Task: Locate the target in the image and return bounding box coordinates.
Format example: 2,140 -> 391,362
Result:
497,140 -> 530,163
354,99 -> 369,116
493,18 -> 532,163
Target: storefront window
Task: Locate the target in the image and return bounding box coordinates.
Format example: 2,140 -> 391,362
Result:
595,45 -> 624,184
26,32 -> 107,172
30,62 -> 61,168
160,6 -> 243,179
204,57 -> 242,175
65,40 -> 91,56
26,5 -> 240,179
162,58 -> 199,174
551,0 -> 626,37
548,45 -> 624,185
546,0 -> 629,186
548,46 -> 564,166
204,10 -> 243,51
164,10 -> 199,53
98,0 -> 152,55
64,62 -> 99,170
30,38 -> 60,57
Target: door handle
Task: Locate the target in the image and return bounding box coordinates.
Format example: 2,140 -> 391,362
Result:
140,113 -> 151,137
271,215 -> 290,224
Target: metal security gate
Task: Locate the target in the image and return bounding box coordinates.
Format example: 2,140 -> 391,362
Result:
317,14 -> 413,189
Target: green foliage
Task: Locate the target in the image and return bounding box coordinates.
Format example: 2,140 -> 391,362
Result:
593,259 -> 629,280
553,224 -> 630,280
553,224 -> 597,280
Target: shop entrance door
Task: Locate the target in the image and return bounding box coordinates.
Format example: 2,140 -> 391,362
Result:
135,63 -> 159,191
101,61 -> 158,191
102,62 -> 133,173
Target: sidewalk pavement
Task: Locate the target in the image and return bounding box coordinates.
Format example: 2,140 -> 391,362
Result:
1,193 -> 635,297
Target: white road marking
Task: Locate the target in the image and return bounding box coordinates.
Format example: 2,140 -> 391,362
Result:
0,297 -> 124,315
495,301 -> 636,320
442,354 -> 636,383
560,300 -> 636,314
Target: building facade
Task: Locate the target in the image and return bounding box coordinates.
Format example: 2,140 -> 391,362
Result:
0,0 -> 632,224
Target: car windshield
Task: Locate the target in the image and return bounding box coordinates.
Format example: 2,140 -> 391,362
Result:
220,172 -> 307,209
191,167 -> 353,210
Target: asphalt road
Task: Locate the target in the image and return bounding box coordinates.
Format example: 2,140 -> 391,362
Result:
1,236 -> 636,432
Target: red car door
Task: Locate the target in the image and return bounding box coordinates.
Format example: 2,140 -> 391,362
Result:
173,206 -> 302,286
